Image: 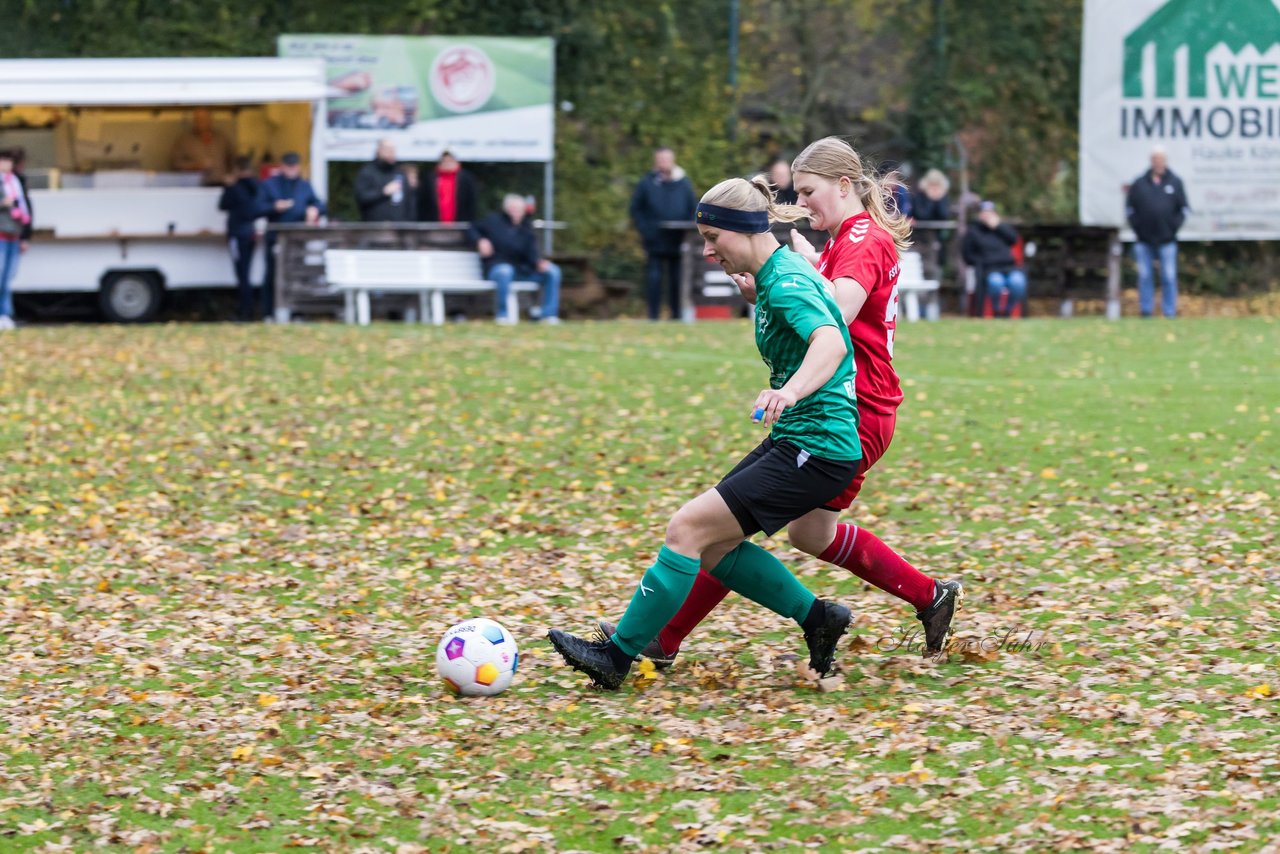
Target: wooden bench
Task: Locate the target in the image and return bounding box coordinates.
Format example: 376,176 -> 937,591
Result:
324,249 -> 538,325
897,250 -> 941,322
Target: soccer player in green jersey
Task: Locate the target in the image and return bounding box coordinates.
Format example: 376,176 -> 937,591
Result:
548,175 -> 863,690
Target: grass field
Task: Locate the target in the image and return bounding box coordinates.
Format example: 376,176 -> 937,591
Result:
0,317 -> 1277,853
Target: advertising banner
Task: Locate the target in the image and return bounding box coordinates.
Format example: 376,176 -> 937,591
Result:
1080,0 -> 1280,239
278,35 -> 554,163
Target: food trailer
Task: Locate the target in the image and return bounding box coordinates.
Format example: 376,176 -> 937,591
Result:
0,58 -> 328,321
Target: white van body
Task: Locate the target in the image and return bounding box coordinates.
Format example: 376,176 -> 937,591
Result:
0,58 -> 329,320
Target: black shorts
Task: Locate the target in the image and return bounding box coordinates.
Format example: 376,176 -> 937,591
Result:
714,438 -> 861,537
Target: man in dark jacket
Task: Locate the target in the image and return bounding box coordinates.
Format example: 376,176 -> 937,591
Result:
354,139 -> 416,222
219,157 -> 267,321
1125,147 -> 1188,318
630,147 -> 696,320
469,194 -> 561,324
961,201 -> 1027,318
419,150 -> 480,223
259,151 -> 324,321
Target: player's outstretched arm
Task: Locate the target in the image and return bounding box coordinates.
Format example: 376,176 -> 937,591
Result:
752,325 -> 847,426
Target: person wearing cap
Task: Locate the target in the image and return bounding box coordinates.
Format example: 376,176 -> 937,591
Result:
961,200 -> 1027,318
418,150 -> 480,224
259,152 -> 325,321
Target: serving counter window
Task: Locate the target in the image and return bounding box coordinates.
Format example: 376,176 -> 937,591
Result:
0,103 -> 313,238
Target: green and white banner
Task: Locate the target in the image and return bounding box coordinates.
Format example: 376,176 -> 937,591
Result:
1080,0 -> 1280,239
278,35 -> 554,163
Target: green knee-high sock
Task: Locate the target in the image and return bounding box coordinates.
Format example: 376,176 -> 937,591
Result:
710,542 -> 816,623
611,546 -> 701,658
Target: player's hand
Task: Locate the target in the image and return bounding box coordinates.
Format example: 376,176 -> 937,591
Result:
751,388 -> 797,428
476,238 -> 495,258
790,228 -> 817,261
730,272 -> 756,304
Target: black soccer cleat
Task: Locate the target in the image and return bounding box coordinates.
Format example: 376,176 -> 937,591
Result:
547,628 -> 631,690
917,579 -> 964,656
596,620 -> 678,670
803,599 -> 852,677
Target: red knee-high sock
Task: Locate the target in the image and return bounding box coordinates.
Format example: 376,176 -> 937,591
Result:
819,523 -> 936,610
656,568 -> 731,655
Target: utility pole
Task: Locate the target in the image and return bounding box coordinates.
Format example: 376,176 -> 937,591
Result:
726,0 -> 739,142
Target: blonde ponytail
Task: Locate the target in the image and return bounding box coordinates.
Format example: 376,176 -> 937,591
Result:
792,137 -> 913,253
701,175 -> 809,225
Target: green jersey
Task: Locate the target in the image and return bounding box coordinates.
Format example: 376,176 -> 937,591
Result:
753,246 -> 861,462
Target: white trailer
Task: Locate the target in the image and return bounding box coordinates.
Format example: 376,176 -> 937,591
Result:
0,57 -> 328,321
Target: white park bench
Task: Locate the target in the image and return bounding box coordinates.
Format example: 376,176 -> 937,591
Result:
897,250 -> 941,322
700,249 -> 940,322
324,249 -> 538,326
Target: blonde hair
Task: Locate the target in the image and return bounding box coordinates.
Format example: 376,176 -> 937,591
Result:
792,137 -> 912,252
700,175 -> 808,225
919,168 -> 950,196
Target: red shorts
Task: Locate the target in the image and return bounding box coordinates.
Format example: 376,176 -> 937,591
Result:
822,408 -> 897,511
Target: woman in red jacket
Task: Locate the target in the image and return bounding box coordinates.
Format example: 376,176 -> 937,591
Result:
602,137 -> 963,665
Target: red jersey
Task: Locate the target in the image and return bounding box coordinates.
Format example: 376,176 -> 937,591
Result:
436,170 -> 458,222
815,212 -> 904,418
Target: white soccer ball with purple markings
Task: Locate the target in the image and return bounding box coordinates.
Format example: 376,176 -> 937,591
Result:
436,618 -> 519,696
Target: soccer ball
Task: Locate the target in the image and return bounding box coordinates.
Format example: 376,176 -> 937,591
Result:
436,618 -> 519,696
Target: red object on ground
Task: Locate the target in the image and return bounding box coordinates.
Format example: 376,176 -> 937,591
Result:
694,305 -> 733,320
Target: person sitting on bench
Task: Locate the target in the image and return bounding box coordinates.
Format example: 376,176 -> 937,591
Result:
962,200 -> 1026,318
469,194 -> 562,325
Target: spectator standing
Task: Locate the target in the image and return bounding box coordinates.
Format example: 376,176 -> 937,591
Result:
170,108 -> 234,185
260,151 -> 324,321
961,201 -> 1027,318
0,149 -> 32,330
355,139 -> 416,222
630,147 -> 696,320
1125,146 -> 1188,318
12,148 -> 32,256
912,168 -> 952,274
219,157 -> 266,321
418,150 -> 480,223
469,193 -> 561,325
767,157 -> 798,205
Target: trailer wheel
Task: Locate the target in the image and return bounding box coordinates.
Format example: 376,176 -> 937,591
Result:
100,271 -> 163,323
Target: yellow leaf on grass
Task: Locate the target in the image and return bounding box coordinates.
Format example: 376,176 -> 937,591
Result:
231,745 -> 254,761
1244,683 -> 1271,699
258,694 -> 280,708
902,703 -> 925,714
1040,467 -> 1057,480
909,759 -> 933,782
636,659 -> 657,680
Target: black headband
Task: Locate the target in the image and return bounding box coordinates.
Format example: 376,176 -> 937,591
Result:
695,203 -> 770,233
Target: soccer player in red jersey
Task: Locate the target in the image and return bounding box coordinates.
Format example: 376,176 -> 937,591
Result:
601,137 -> 963,665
